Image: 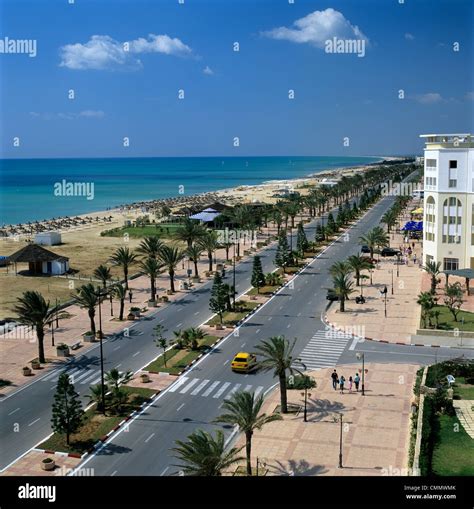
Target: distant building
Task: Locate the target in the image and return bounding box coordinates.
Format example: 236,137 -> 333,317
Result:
35,231 -> 62,246
416,156 -> 424,165
420,133 -> 474,270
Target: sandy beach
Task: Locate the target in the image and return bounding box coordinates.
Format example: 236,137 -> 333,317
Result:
0,158 -> 399,318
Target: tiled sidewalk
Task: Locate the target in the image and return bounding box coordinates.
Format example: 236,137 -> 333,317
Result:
232,363 -> 418,476
327,225 -> 422,344
453,400 -> 474,439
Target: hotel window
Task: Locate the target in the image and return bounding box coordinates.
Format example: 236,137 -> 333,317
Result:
449,160 -> 457,188
443,258 -> 459,271
425,196 -> 436,241
442,197 -> 462,243
426,159 -> 437,170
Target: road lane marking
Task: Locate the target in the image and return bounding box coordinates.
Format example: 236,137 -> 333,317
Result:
144,432 -> 155,443
114,363 -> 122,369
213,382 -> 231,398
255,329 -> 260,334
80,371 -> 100,385
8,408 -> 20,416
168,376 -> 189,392
223,360 -> 229,366
241,342 -> 246,347
176,403 -> 185,412
267,317 -> 272,321
179,379 -> 200,394
244,385 -> 252,392
202,381 -> 220,397
191,379 -> 210,395
194,311 -> 200,315
132,351 -> 140,357
160,467 -> 169,476
349,337 -> 360,351
28,418 -> 40,427
113,346 -> 121,351
111,470 -> 118,476
254,386 -> 264,398
177,323 -> 182,327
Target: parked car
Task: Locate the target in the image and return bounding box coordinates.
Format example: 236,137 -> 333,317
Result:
381,247 -> 402,257
231,352 -> 257,373
326,289 -> 340,301
360,245 -> 371,254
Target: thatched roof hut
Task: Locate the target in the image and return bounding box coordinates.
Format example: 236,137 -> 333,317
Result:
8,243 -> 69,275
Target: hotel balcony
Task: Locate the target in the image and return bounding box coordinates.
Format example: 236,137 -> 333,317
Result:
420,133 -> 473,149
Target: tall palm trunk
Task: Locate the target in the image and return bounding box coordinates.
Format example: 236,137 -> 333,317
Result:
169,270 -> 175,292
88,310 -> 96,334
119,298 -> 124,320
208,252 -> 213,272
37,326 -> 46,363
150,276 -> 156,301
124,267 -> 129,289
340,297 -> 345,312
193,259 -> 199,277
245,431 -> 253,476
279,372 -> 288,413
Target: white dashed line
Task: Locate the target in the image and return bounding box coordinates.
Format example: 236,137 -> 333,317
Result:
28,418 -> 40,427
132,351 -> 140,357
176,403 -> 185,412
144,432 -> 155,443
8,408 -> 20,416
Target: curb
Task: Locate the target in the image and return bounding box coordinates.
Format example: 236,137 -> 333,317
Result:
322,314 -> 457,349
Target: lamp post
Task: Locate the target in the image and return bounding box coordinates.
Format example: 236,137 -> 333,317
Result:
336,412 -> 343,468
382,285 -> 388,317
356,352 -> 365,396
396,253 -> 400,277
232,230 -> 237,310
96,287 -> 106,415
109,294 -> 113,317
389,269 -> 394,295
55,298 -> 59,327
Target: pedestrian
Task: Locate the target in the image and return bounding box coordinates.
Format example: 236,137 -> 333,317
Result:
407,247 -> 412,256
354,373 -> 360,392
413,254 -> 417,264
129,290 -> 133,303
331,369 -> 338,391
349,376 -> 353,393
339,375 -> 346,394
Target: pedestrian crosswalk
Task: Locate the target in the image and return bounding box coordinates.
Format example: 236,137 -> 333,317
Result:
41,366 -> 102,386
168,376 -> 264,400
297,329 -> 352,371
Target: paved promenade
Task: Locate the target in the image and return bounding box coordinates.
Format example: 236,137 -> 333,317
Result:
232,362 -> 418,476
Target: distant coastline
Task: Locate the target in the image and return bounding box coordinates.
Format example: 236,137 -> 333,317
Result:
0,155 -> 388,226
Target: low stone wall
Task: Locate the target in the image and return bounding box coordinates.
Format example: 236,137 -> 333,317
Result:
412,366 -> 428,476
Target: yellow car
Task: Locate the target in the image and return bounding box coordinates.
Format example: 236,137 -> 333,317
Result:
231,352 -> 257,373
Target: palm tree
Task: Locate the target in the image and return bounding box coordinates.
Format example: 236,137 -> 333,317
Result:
109,247 -> 138,289
73,283 -> 99,334
105,368 -> 133,391
14,291 -> 60,363
159,245 -> 185,292
185,244 -> 203,277
253,335 -> 298,414
424,260 -> 441,294
112,284 -> 126,320
347,254 -> 374,286
173,218 -> 207,248
271,208 -> 283,235
93,264 -> 111,290
172,429 -> 244,476
417,291 -> 437,328
381,209 -> 398,233
137,236 -> 164,259
139,257 -> 163,301
214,391 -> 282,476
181,327 -> 205,350
198,231 -> 220,272
87,383 -> 109,412
359,226 -> 388,259
329,261 -> 352,278
333,273 -> 354,312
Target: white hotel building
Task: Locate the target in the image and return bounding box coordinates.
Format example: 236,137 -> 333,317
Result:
421,134 -> 474,270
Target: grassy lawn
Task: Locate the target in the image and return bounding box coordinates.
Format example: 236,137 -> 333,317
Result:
207,301 -> 259,327
145,335 -> 218,375
433,306 -> 474,332
432,414 -> 474,476
453,376 -> 474,400
248,285 -> 280,296
101,224 -> 182,239
39,386 -> 156,454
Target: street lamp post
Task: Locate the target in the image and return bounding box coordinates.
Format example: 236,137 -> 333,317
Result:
396,253 -> 400,277
338,413 -> 343,468
382,285 -> 388,317
301,387 -> 312,423
96,287 -> 106,415
390,269 -> 394,295
356,352 -> 365,396
109,294 -> 113,317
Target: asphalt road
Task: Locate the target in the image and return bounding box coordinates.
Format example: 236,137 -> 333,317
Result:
0,196 -> 348,470
74,189 -> 474,476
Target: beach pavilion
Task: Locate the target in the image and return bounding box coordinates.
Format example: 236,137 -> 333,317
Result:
7,243 -> 69,275
189,207 -> 222,225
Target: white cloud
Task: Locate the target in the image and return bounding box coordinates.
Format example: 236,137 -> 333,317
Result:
466,91 -> 474,101
203,65 -> 214,75
415,93 -> 443,104
404,33 -> 415,40
60,34 -> 192,71
261,8 -> 368,49
30,110 -> 105,120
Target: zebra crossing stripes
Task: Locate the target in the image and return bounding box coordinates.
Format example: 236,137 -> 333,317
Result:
167,377 -> 264,401
41,366 -> 102,386
298,329 -> 352,370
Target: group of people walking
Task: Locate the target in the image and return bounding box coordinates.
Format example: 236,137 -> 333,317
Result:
331,369 -> 361,394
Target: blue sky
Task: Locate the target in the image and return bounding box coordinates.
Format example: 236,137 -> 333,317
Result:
1,0 -> 472,158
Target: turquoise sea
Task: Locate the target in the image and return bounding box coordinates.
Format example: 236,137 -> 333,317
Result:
0,156 -> 380,225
